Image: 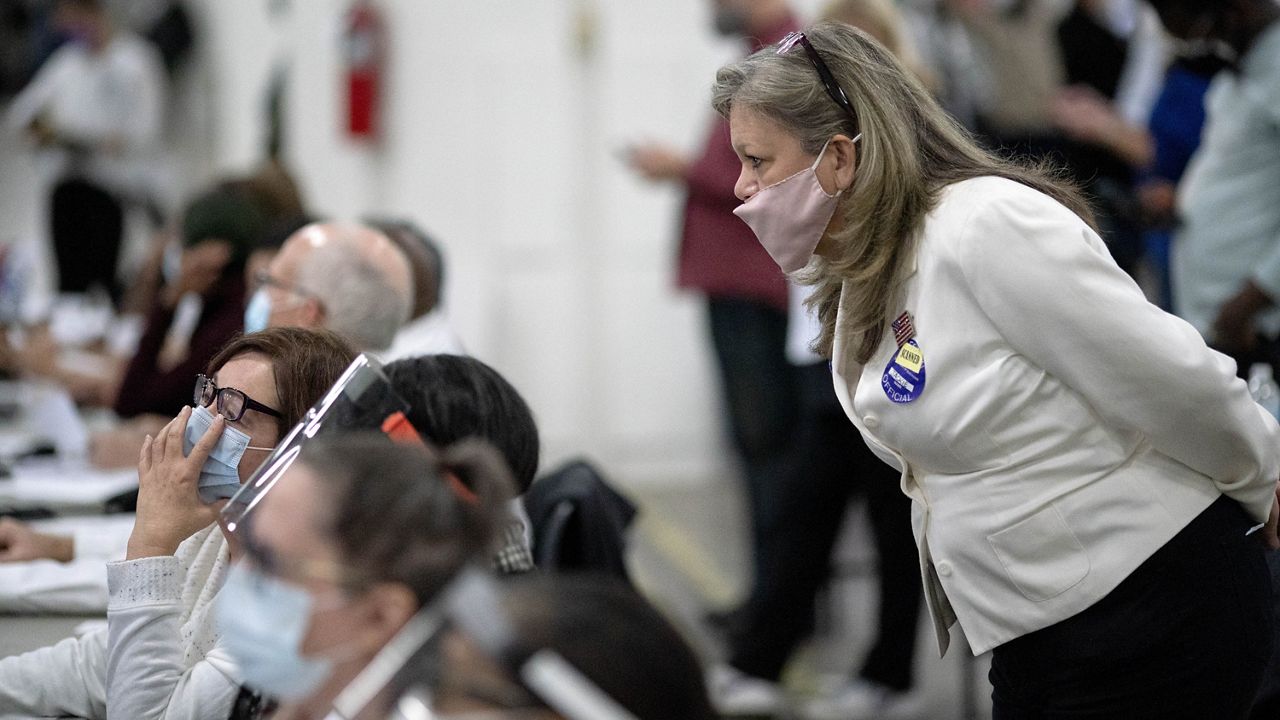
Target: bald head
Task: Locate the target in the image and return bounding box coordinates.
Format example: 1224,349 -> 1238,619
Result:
265,222 -> 413,351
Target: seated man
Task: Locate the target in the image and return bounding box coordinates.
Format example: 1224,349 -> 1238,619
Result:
246,221 -> 413,354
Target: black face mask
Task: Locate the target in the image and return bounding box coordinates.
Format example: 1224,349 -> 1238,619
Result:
1174,49 -> 1235,78
713,7 -> 749,37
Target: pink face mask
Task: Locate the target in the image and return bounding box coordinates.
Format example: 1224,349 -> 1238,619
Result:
733,135 -> 859,273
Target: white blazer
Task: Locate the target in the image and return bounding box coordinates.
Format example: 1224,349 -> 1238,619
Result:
831,177 -> 1280,656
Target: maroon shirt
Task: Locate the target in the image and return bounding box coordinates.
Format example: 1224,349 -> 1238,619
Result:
114,274 -> 247,419
675,14 -> 799,312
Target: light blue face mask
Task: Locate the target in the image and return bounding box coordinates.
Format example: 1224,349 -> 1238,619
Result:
216,563 -> 334,701
243,288 -> 271,334
185,405 -> 266,503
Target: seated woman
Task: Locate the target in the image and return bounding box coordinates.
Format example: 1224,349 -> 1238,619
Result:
214,432 -> 515,720
0,327 -> 356,719
114,182 -> 270,420
83,182 -> 272,470
388,573 -> 719,720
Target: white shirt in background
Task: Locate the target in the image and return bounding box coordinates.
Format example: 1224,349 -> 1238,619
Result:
383,308 -> 466,361
5,33 -> 166,202
1173,22 -> 1280,339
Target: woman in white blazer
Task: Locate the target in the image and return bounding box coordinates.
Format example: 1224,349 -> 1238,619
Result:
711,20 -> 1280,720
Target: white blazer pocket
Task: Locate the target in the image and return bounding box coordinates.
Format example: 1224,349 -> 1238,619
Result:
988,504 -> 1091,602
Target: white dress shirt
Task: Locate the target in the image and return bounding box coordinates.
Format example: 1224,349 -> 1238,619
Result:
1172,22 -> 1280,338
383,308 -> 466,362
5,33 -> 166,201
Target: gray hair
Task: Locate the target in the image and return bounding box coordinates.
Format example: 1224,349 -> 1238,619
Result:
711,21 -> 1093,362
297,240 -> 411,352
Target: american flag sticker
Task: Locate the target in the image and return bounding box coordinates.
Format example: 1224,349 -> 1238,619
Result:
891,312 -> 915,347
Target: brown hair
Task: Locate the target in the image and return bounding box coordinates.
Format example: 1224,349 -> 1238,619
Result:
205,327 -> 358,437
302,434 -> 515,604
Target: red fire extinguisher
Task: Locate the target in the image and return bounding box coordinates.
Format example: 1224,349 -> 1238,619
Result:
342,1 -> 383,140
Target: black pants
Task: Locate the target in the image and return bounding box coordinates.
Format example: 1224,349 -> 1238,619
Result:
1220,340 -> 1280,718
706,297 -> 799,609
729,362 -> 921,690
1251,549 -> 1280,719
50,177 -> 123,300
990,495 -> 1274,719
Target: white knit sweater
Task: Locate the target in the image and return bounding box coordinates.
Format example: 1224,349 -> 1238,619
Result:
0,525 -> 241,720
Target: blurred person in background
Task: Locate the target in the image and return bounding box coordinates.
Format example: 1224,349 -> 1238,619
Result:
1134,49 -> 1217,310
1148,0 -> 1280,375
232,157 -> 314,313
236,160 -> 310,308
1052,35 -> 1219,309
825,0 -> 937,89
624,0 -> 802,647
4,180 -> 270,470
111,182 -> 268,420
0,1 -> 42,98
1047,0 -> 1168,277
708,2 -> 924,718
215,434 -> 515,720
245,211 -> 316,297
5,0 -> 165,304
247,222 -> 413,355
72,217 -> 407,471
367,219 -> 466,359
0,327 -> 356,719
947,0 -> 1167,278
80,179 -> 272,469
889,0 -> 989,130
390,574 -> 719,720
86,168 -> 304,470
945,0 -> 1071,153
1145,1 -> 1280,717
714,19 -> 1278,717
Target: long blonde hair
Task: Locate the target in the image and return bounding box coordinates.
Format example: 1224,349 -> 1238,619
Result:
711,21 -> 1093,362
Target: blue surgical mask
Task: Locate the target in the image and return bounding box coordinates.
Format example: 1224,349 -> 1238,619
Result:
216,563 -> 333,701
244,288 -> 271,334
185,405 -> 261,503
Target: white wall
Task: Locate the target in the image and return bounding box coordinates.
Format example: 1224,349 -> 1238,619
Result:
181,0 -> 829,488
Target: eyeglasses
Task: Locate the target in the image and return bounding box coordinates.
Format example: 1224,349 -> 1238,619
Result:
778,31 -> 859,127
194,374 -> 284,423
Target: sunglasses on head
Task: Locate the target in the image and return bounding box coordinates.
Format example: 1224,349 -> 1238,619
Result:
778,31 -> 859,128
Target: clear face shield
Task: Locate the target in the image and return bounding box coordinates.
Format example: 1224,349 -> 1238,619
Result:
312,569 -> 638,720
220,353 -> 418,535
